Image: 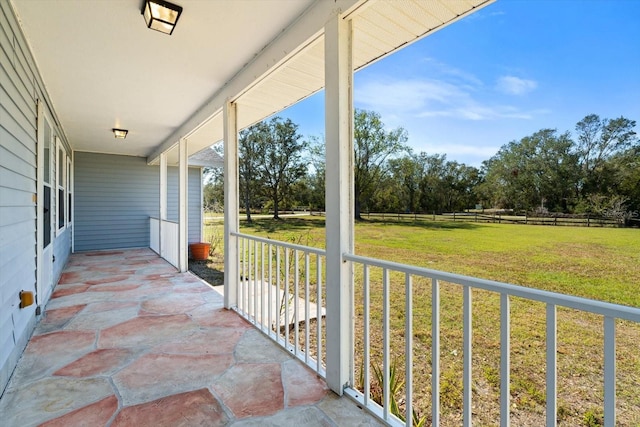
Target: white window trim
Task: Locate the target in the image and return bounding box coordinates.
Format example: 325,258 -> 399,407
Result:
67,155 -> 73,228
56,137 -> 67,235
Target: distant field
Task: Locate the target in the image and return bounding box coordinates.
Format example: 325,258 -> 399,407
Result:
227,216 -> 640,306
203,217 -> 640,425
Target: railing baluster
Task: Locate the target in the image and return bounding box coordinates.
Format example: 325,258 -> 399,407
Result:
254,239 -> 258,322
382,268 -> 390,421
500,293 -> 510,427
240,237 -> 245,314
268,243 -> 273,337
276,247 -> 281,343
432,278 -> 440,427
316,255 -> 322,373
285,249 -> 290,349
248,238 -> 253,317
604,316 -> 616,427
546,303 -> 557,427
363,264 -> 370,407
405,273 -> 413,427
294,250 -> 299,355
261,242 -> 265,331
305,252 -> 310,363
463,285 -> 473,427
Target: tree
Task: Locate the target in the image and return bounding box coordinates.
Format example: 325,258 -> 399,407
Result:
389,154 -> 422,213
306,135 -> 326,212
239,123 -> 266,222
354,109 -> 409,219
480,129 -> 579,212
257,117 -> 307,219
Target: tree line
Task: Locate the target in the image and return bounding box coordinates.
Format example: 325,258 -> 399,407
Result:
204,110 -> 638,222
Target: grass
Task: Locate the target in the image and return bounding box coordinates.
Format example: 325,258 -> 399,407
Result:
196,216 -> 640,426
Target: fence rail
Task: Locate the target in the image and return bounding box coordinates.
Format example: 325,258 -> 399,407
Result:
364,211 -> 625,227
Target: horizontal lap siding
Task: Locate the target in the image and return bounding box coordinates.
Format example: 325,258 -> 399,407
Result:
166,167 -> 202,243
74,152 -> 202,251
188,168 -> 202,243
0,1 -> 38,394
74,152 -> 158,251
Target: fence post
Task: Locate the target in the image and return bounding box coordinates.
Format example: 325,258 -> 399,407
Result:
587,214 -> 590,227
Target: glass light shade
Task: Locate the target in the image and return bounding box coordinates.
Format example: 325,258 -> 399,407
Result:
113,129 -> 128,139
142,0 -> 182,35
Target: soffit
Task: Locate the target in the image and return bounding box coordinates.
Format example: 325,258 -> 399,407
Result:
11,0 -> 493,165
10,0 -> 315,158
190,0 -> 493,158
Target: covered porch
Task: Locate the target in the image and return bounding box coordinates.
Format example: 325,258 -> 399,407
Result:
0,248 -> 381,426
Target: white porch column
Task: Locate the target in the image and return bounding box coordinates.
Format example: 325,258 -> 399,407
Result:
159,152 -> 167,259
178,138 -> 188,272
223,101 -> 239,308
324,11 -> 354,394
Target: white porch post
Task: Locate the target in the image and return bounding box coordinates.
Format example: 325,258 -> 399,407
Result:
178,138 -> 188,272
159,152 -> 167,259
324,11 -> 354,394
223,100 -> 239,308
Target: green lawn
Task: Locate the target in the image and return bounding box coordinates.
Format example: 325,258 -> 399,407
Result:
203,216 -> 640,426
235,216 -> 639,307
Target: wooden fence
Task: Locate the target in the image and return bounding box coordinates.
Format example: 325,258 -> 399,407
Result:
364,211 -> 632,228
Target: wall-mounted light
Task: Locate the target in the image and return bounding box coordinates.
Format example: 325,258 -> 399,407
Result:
113,128 -> 128,139
142,0 -> 183,35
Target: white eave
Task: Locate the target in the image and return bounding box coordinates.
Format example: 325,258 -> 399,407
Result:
10,0 -> 494,166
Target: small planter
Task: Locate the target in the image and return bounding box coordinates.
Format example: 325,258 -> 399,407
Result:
189,243 -> 210,260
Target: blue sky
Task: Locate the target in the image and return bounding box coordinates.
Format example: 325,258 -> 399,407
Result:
281,0 -> 640,167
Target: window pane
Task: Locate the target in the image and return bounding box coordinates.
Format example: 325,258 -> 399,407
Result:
44,123 -> 51,183
58,188 -> 65,229
58,149 -> 64,185
44,186 -> 51,247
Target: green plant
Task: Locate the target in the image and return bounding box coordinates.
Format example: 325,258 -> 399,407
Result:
207,225 -> 223,256
483,366 -> 500,389
583,408 -> 603,427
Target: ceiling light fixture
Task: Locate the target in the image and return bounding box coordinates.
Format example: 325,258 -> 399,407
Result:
142,0 -> 183,35
113,128 -> 128,139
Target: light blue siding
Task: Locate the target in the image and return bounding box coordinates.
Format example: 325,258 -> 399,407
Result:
74,152 -> 202,251
0,1 -> 70,395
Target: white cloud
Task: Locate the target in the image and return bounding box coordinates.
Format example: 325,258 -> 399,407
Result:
495,76 -> 538,95
355,73 -> 545,125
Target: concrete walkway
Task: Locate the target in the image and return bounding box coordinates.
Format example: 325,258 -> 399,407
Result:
0,248 -> 382,427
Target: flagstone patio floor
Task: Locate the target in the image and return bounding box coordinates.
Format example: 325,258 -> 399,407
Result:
0,248 -> 383,427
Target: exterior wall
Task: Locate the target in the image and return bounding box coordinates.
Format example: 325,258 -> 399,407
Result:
52,227 -> 71,288
74,152 -> 201,252
0,2 -> 71,395
166,167 -> 202,244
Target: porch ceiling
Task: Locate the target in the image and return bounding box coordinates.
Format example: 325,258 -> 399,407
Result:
10,0 -> 492,164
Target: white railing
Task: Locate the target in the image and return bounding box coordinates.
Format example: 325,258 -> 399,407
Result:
231,232 -> 327,377
150,217 -> 160,253
150,217 -> 179,268
342,253 -> 640,427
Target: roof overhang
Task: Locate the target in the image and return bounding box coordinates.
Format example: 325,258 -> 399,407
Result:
10,0 -> 494,166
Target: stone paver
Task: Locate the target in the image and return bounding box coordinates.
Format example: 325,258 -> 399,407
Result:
0,248 -> 384,427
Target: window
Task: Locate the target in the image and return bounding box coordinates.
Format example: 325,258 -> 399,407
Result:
57,140 -> 67,232
67,157 -> 73,225
43,122 -> 52,248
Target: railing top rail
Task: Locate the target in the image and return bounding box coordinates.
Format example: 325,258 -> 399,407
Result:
232,232 -> 326,256
150,217 -> 179,225
344,252 -> 640,323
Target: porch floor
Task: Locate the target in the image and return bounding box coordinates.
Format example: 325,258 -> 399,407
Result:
0,248 -> 382,427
